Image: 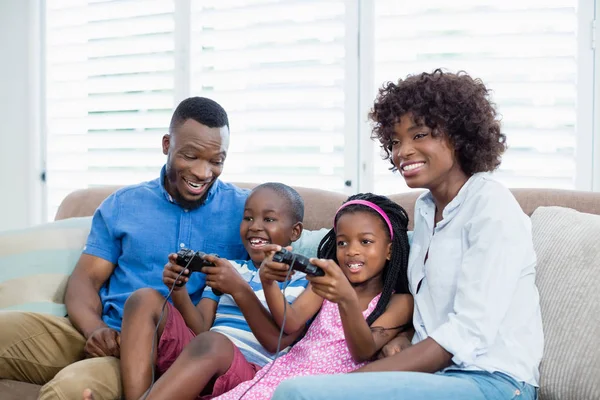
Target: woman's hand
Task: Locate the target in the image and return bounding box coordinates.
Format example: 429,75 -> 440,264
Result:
307,258 -> 357,306
378,334 -> 413,359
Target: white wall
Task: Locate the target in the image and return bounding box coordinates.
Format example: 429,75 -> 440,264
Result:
0,0 -> 43,231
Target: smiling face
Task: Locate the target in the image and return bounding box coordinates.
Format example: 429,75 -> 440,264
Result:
240,187 -> 302,266
162,118 -> 229,209
335,210 -> 391,286
390,113 -> 466,193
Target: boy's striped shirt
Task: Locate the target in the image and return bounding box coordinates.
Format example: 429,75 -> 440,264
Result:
202,259 -> 308,366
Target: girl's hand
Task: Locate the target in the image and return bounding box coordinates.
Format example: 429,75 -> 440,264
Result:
163,253 -> 188,290
307,258 -> 356,306
259,245 -> 294,284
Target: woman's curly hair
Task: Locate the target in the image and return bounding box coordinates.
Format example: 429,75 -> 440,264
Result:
369,69 -> 506,176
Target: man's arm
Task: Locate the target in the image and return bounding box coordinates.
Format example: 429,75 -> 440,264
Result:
66,191 -> 122,358
65,254 -> 115,338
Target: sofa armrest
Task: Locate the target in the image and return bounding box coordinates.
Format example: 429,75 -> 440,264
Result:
0,217 -> 91,315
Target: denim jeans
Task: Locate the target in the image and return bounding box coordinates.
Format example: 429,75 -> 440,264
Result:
271,370 -> 537,400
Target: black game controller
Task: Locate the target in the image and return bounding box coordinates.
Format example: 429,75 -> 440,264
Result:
272,248 -> 325,277
176,248 -> 222,296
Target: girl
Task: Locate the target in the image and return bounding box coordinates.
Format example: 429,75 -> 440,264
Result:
271,69 -> 543,400
211,192 -> 414,400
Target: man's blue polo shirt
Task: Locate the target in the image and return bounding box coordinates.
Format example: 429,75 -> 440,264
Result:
82,166 -> 250,331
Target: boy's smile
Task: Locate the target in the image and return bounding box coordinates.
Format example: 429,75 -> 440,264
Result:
247,237 -> 271,249
240,187 -> 301,267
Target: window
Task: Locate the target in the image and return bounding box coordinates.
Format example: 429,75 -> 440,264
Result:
43,0 -> 593,221
45,0 -> 176,219
189,0 -> 348,191
371,0 -> 579,194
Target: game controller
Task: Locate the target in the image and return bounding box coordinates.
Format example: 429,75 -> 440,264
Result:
175,248 -> 222,296
272,248 -> 325,277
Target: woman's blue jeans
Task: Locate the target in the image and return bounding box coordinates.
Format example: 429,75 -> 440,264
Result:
271,370 -> 537,400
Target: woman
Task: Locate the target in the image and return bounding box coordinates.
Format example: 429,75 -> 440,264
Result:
271,69 -> 543,400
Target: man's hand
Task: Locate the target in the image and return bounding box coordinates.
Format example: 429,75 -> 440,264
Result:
84,326 -> 120,358
307,258 -> 356,306
378,334 -> 412,359
163,253 -> 189,290
201,256 -> 248,297
259,245 -> 295,284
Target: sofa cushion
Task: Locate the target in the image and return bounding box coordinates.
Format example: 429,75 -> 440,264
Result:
0,379 -> 40,400
0,217 -> 92,316
531,206 -> 600,400
293,228 -> 329,258
0,218 -> 329,317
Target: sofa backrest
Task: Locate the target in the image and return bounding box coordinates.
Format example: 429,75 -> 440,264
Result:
531,206 -> 600,399
54,184 -> 600,229
42,184 -> 600,399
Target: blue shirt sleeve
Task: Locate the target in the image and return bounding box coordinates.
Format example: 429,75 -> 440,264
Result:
82,192 -> 122,264
201,285 -> 220,302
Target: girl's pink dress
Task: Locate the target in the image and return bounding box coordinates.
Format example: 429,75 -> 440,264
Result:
213,293 -> 382,400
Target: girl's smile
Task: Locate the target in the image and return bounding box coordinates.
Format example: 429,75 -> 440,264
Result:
335,211 -> 391,288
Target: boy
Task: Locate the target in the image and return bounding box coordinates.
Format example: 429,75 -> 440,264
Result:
104,182 -> 308,400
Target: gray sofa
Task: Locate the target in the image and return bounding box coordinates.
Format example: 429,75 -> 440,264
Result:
1,185 -> 599,399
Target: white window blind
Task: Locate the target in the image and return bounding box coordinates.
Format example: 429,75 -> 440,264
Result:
44,0 -> 590,222
45,0 -> 176,220
189,0 -> 348,191
372,0 -> 579,195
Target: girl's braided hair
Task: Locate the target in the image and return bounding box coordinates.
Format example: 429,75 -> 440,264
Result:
316,193 -> 410,325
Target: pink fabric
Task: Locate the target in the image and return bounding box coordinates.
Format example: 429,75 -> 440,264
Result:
212,294 -> 382,400
156,302 -> 196,376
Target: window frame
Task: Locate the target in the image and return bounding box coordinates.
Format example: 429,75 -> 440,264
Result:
576,0 -> 598,191
592,0 -> 600,190
39,0 -> 600,222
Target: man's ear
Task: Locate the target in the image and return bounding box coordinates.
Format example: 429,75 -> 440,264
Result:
290,222 -> 303,242
386,242 -> 392,260
162,134 -> 171,155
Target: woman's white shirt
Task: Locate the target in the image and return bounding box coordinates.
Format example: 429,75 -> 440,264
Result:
409,173 -> 544,386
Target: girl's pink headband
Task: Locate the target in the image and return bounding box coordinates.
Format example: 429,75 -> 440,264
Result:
334,200 -> 394,239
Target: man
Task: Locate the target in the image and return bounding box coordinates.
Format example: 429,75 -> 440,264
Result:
0,97 -> 250,400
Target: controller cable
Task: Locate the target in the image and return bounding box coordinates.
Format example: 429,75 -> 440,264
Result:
141,256 -> 194,400
236,255 -> 295,400
142,254 -> 295,400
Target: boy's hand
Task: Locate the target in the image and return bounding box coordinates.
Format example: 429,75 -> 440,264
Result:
259,245 -> 294,284
201,256 -> 247,297
306,258 -> 356,306
378,334 -> 413,359
163,253 -> 189,290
